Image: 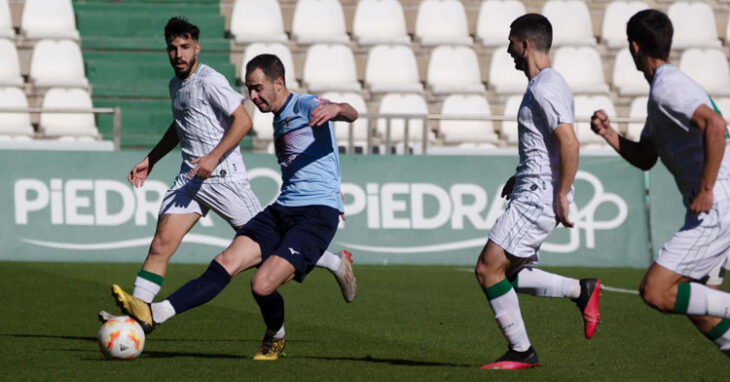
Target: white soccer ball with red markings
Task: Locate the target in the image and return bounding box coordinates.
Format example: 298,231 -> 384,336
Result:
97,315 -> 145,360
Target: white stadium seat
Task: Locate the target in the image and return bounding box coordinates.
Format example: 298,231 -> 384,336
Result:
303,44 -> 361,92
0,0 -> 14,38
242,43 -> 299,91
0,87 -> 33,138
668,2 -> 721,49
292,0 -> 349,44
712,97 -> 730,119
574,95 -> 615,147
427,46 -> 484,94
21,0 -> 79,40
601,1 -> 649,49
353,0 -> 410,45
552,46 -> 609,94
439,94 -> 498,144
251,106 -> 274,140
377,93 -> 430,143
476,0 -> 526,47
321,91 -> 370,143
39,88 -> 98,138
679,49 -> 730,96
626,96 -> 647,141
501,95 -> 522,145
488,46 -> 528,95
0,39 -> 23,87
365,45 -> 422,93
612,49 -> 649,96
230,0 -> 287,44
415,0 -> 473,46
30,39 -> 88,88
542,0 -> 595,46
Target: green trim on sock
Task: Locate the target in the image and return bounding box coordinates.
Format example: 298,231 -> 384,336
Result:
705,319 -> 730,341
137,269 -> 164,287
483,278 -> 514,300
508,274 -> 518,288
673,282 -> 691,314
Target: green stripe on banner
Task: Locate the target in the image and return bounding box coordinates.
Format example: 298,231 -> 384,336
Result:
138,269 -> 164,286
484,278 -> 513,300
705,319 -> 730,341
673,283 -> 691,314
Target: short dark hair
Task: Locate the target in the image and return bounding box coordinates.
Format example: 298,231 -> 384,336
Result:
510,13 -> 552,52
164,17 -> 200,42
245,54 -> 286,85
627,9 -> 672,60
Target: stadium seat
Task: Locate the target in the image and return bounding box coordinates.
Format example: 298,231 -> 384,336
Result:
21,0 -> 79,40
0,87 -> 33,138
0,0 -> 13,38
679,49 -> 730,96
303,44 -> 361,92
552,46 -> 609,94
626,96 -> 647,141
542,0 -> 595,46
30,39 -> 89,88
39,88 -> 98,138
365,45 -> 423,93
574,95 -> 615,147
501,95 -> 522,144
601,1 -> 649,49
377,93 -> 431,144
291,0 -> 349,45
476,0 -> 526,47
668,2 -> 721,49
242,43 -> 299,91
713,97 -> 730,119
439,94 -> 499,145
353,0 -> 410,45
0,39 -> 23,87
321,91 -> 370,144
251,106 -> 274,140
230,0 -> 287,44
612,49 -> 649,96
415,0 -> 473,46
427,46 -> 484,94
488,46 -> 528,95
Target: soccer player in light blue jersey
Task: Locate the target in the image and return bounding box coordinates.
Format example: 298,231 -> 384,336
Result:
111,53 -> 358,361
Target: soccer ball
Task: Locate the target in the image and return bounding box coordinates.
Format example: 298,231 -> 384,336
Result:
97,315 -> 145,360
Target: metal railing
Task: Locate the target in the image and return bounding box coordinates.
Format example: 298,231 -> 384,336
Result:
0,107 -> 122,150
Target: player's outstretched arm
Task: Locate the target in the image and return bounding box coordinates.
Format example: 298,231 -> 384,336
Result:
554,123 -> 579,228
189,105 -> 252,179
689,105 -> 727,213
309,101 -> 359,127
590,109 -> 657,171
128,121 -> 179,187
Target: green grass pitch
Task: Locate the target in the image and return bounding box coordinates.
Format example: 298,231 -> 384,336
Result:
1,262 -> 729,381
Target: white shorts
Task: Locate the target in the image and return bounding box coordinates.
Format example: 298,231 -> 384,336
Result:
656,198 -> 730,283
158,178 -> 262,228
488,184 -> 558,261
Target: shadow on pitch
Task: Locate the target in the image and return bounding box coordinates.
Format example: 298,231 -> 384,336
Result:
0,333 -> 263,344
293,354 -> 473,368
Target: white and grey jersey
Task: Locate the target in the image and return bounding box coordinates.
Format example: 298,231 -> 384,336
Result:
514,67 -> 575,202
169,64 -> 248,184
641,64 -> 730,206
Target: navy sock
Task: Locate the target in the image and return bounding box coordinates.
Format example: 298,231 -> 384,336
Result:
253,290 -> 285,333
166,260 -> 231,315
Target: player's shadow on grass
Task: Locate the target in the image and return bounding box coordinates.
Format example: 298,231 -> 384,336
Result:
294,354 -> 473,368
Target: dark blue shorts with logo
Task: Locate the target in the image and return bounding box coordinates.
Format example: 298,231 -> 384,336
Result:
237,203 -> 340,282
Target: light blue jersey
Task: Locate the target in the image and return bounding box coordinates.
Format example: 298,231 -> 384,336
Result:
272,93 -> 344,212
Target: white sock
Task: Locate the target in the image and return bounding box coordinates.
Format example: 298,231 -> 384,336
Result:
150,300 -> 176,324
133,276 -> 162,303
682,282 -> 730,318
266,325 -> 286,339
485,279 -> 531,351
709,321 -> 730,352
315,251 -> 342,272
514,267 -> 580,299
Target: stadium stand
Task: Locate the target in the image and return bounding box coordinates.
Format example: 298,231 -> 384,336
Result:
242,43 -> 300,91
21,0 -> 79,40
626,96 -> 648,141
601,1 -> 649,49
668,2 -> 721,49
0,38 -> 23,87
321,91 -> 370,150
377,93 -> 431,145
291,0 -> 349,44
352,0 -> 410,45
476,0 -> 526,47
439,94 -> 499,146
303,43 -> 361,92
488,46 -> 528,95
427,45 -> 484,94
542,0 -> 596,46
0,87 -> 33,139
678,48 -> 730,96
39,87 -> 98,139
612,49 -> 650,96
0,0 -> 14,38
29,39 -> 88,88
230,0 -> 288,44
415,0 -> 473,46
365,44 -> 423,93
575,95 -> 616,148
552,46 -> 609,94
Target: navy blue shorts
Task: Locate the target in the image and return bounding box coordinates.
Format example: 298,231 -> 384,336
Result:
237,203 -> 340,282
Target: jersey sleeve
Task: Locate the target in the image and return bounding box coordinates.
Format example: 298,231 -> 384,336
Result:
654,81 -> 709,130
298,94 -> 328,125
202,72 -> 245,117
532,79 -> 574,131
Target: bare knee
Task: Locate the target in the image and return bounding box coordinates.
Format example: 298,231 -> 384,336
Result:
639,281 -> 674,313
474,242 -> 510,288
251,276 -> 278,296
